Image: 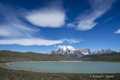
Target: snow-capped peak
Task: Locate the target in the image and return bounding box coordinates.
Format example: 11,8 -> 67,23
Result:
58,45 -> 75,51
117,50 -> 120,52
67,46 -> 75,50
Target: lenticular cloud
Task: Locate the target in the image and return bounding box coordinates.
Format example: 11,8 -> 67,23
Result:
26,8 -> 65,28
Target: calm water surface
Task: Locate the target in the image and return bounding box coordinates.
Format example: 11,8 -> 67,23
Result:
9,61 -> 120,73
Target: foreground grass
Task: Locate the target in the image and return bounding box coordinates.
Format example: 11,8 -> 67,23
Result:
0,50 -> 120,80
0,67 -> 120,80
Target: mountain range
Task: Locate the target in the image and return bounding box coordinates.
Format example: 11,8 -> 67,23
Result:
48,46 -> 120,59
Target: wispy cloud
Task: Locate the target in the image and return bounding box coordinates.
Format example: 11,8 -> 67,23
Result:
0,38 -> 80,46
0,3 -> 37,38
25,6 -> 65,28
67,0 -> 115,31
67,23 -> 76,28
63,39 -> 80,44
104,17 -> 113,22
115,29 -> 120,34
0,23 -> 38,38
0,3 -> 69,46
0,3 -> 79,46
0,38 -> 63,46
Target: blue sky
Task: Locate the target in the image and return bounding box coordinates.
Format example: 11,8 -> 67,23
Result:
0,0 -> 120,53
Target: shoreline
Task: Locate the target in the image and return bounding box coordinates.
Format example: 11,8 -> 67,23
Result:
0,62 -> 58,73
6,61 -> 120,73
0,61 -> 120,74
7,61 -> 83,73
7,60 -> 120,64
0,61 -> 83,74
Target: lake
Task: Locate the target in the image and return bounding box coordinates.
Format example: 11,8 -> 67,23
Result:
9,61 -> 120,73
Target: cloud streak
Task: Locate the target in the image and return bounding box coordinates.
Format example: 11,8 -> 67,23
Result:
115,29 -> 120,34
0,3 -> 73,46
0,38 -> 80,46
0,3 -> 37,38
68,0 -> 115,31
0,3 -> 80,46
0,38 -> 63,46
0,23 -> 38,38
63,39 -> 80,44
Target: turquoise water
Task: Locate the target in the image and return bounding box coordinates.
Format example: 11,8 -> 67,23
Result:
9,61 -> 120,73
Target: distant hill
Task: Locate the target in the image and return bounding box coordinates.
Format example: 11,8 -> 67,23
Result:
87,55 -> 120,62
0,50 -> 78,63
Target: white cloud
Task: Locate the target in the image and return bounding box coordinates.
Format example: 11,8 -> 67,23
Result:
0,23 -> 37,38
115,29 -> 120,34
25,7 -> 65,28
0,38 -> 63,46
0,27 -> 11,36
68,0 -> 115,31
0,3 -> 80,46
77,20 -> 97,31
0,38 -> 80,46
0,3 -> 66,46
104,17 -> 113,22
58,45 -> 73,49
63,39 -> 80,44
67,23 -> 76,28
0,3 -> 38,38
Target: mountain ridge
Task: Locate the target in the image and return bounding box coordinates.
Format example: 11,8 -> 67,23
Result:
49,46 -> 120,59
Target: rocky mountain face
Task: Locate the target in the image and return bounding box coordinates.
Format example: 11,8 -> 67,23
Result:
48,46 -> 120,59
